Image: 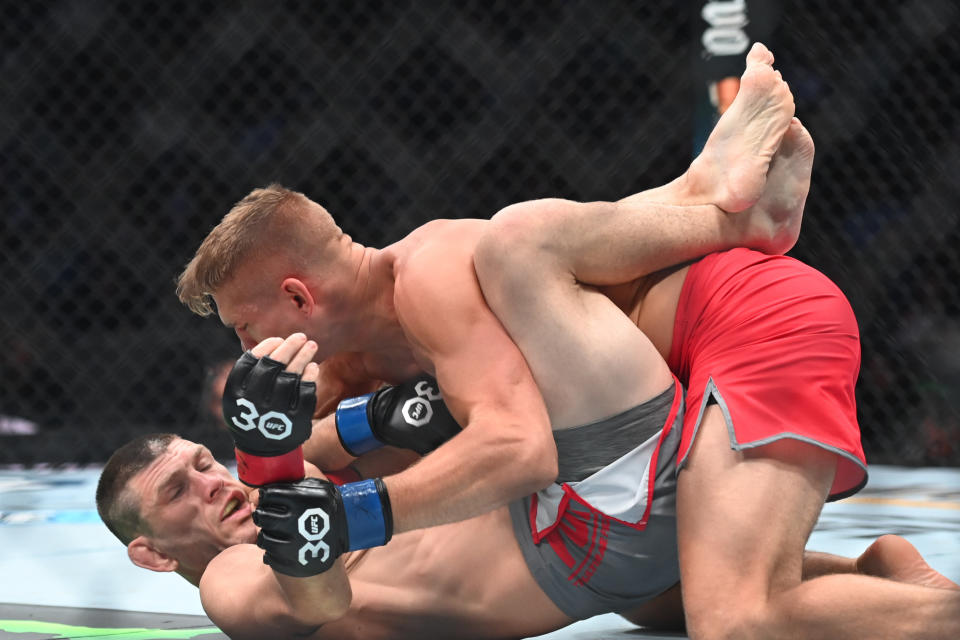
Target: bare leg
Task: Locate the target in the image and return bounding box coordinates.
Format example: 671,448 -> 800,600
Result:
857,535 -> 960,590
620,582 -> 686,631
481,117 -> 812,290
621,540 -> 958,634
677,409 -> 960,640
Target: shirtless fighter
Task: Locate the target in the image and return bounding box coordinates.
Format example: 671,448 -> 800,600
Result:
97,335 -> 954,639
97,323 -> 691,639
173,43 -> 958,638
175,42 -> 799,534
472,88 -> 960,640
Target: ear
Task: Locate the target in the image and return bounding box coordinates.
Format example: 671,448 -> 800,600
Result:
128,535 -> 179,573
281,277 -> 315,315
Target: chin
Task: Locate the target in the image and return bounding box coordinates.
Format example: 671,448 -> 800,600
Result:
237,523 -> 259,545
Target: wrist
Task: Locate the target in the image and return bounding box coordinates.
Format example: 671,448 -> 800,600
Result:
235,447 -> 305,487
341,478 -> 393,549
335,393 -> 383,456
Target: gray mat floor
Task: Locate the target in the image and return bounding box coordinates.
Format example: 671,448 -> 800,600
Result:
0,465 -> 957,639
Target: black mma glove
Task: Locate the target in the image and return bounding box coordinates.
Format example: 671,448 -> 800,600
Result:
335,375 -> 462,456
254,477 -> 393,577
222,351 -> 316,486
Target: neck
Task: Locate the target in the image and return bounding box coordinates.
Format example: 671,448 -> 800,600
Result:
334,246 -> 405,351
179,566 -> 203,587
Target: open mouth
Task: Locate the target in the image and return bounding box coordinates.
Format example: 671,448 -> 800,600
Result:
221,492 -> 249,521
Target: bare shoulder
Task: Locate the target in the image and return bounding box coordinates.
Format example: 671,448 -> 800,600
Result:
199,545 -> 267,638
199,545 -> 328,640
392,219 -> 490,343
394,218 -> 487,269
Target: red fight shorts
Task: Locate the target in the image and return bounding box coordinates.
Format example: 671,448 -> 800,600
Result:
668,248 -> 867,500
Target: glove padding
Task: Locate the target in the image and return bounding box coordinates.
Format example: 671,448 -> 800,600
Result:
222,351 -> 316,486
336,375 -> 462,456
255,477 -> 393,577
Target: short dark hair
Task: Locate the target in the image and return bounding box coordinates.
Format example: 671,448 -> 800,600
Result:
96,433 -> 178,545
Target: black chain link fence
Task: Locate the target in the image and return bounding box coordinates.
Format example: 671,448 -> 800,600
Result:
2,1 -> 958,466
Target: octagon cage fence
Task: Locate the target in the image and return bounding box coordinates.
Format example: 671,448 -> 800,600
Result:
2,0 -> 958,470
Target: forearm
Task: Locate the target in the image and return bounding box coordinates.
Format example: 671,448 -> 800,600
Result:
351,446 -> 421,479
274,562 -> 351,627
384,419 -> 557,533
201,546 -> 351,639
303,386 -> 435,476
303,414 -> 356,470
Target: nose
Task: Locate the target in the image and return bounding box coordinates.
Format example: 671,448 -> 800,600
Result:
236,328 -> 255,351
197,470 -> 224,502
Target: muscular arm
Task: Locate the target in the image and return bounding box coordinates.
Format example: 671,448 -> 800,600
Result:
384,226 -> 558,533
303,351 -> 424,474
303,403 -> 422,477
202,464 -> 354,639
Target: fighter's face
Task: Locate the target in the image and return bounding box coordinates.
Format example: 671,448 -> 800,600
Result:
130,438 -> 256,572
214,283 -> 308,352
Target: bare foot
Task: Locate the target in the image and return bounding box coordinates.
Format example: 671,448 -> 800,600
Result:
686,42 -> 796,212
734,117 -> 814,254
857,535 -> 960,590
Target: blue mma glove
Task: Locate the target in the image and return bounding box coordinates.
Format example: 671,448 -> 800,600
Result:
336,375 -> 462,456
255,477 -> 393,576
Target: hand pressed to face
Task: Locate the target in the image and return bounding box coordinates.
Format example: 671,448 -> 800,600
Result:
222,335 -> 320,456
222,334 -> 321,487
249,334 -> 321,382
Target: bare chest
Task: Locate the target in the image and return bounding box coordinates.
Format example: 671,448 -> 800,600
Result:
313,509 -> 569,640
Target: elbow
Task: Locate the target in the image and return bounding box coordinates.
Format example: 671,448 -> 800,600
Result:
532,439 -> 559,489
279,593 -> 349,633
511,431 -> 559,494
276,573 -> 352,630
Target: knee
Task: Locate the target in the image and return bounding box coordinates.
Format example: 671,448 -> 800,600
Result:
478,200 -> 547,256
474,201 -> 553,296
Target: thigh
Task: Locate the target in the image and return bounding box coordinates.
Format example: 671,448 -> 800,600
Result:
619,582 -> 686,631
485,262 -> 673,428
677,405 -> 836,626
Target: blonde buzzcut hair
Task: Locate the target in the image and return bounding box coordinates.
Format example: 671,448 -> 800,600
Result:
177,184 -> 340,316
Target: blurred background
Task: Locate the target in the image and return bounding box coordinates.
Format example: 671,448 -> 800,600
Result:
2,0 -> 958,467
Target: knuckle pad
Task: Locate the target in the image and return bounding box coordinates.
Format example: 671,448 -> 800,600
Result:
274,372 -> 300,409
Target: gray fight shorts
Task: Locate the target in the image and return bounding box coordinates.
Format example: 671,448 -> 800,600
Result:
509,381 -> 683,620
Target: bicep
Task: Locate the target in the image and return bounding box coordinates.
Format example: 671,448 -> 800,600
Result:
433,315 -> 547,431
397,248 -> 550,434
